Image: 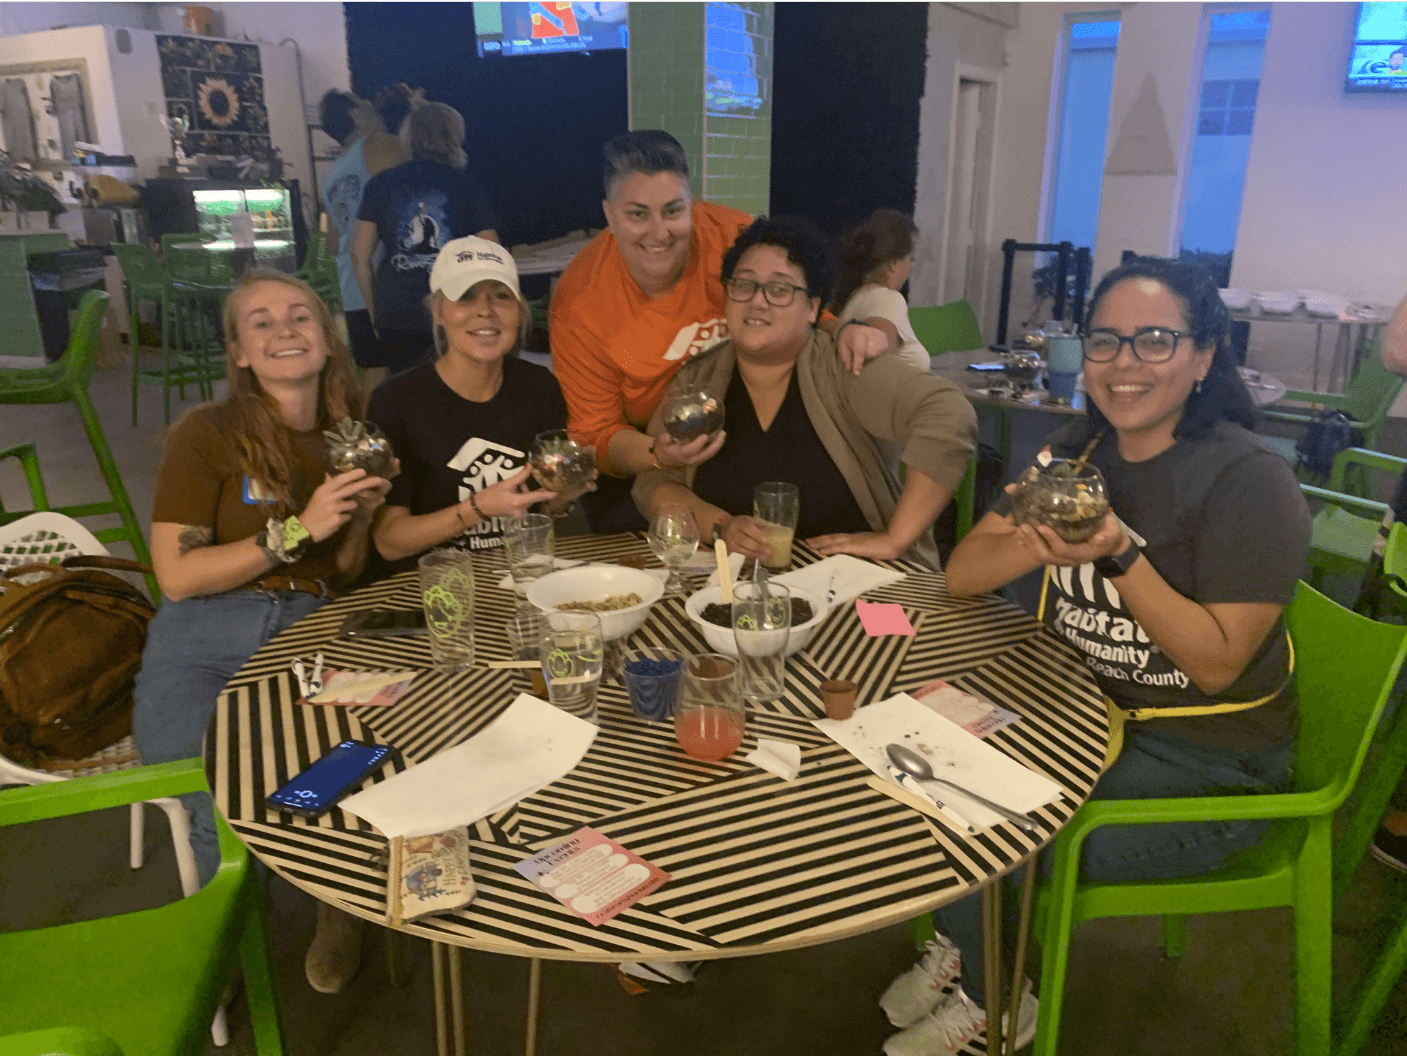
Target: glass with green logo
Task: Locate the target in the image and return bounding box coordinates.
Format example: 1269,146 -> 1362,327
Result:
418,549 -> 476,671
539,611 -> 605,725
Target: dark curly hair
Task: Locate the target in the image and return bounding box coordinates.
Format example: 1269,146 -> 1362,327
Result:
318,90 -> 359,144
720,216 -> 837,311
1079,255 -> 1256,444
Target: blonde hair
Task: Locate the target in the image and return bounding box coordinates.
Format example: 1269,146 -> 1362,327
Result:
429,286 -> 531,358
402,101 -> 467,170
218,269 -> 364,513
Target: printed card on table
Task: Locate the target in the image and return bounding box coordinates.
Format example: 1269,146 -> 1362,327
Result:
514,826 -> 671,926
300,669 -> 417,707
911,678 -> 1020,739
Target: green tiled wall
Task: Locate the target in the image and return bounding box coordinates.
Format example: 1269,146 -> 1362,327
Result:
628,2 -> 773,214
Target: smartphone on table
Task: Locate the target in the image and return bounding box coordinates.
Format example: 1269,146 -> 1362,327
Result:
339,608 -> 428,638
265,740 -> 398,817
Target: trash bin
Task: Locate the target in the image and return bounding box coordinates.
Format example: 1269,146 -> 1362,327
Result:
28,248 -> 108,361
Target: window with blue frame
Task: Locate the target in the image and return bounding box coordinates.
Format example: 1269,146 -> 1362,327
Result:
1179,9 -> 1271,285
1046,17 -> 1120,252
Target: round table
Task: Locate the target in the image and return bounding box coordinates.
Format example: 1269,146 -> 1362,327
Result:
205,534 -> 1110,1054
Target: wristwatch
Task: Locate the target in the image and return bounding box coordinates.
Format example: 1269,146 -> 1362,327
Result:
1093,543 -> 1140,579
260,514 -> 312,565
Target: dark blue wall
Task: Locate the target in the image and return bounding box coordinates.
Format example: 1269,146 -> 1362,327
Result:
344,2 -> 628,246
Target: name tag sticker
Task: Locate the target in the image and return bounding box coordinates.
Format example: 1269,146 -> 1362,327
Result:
243,476 -> 277,504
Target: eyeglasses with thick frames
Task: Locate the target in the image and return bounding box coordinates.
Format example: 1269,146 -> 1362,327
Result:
1083,327 -> 1190,364
723,277 -> 811,308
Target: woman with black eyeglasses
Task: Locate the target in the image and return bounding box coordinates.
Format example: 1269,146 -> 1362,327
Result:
875,258 -> 1311,1055
632,216 -> 976,569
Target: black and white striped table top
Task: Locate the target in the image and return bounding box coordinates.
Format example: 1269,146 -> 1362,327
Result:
205,535 -> 1109,963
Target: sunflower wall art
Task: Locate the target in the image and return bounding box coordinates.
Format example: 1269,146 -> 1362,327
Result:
158,34 -> 271,159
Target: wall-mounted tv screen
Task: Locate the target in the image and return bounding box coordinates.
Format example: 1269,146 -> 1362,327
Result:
473,2 -> 628,57
1346,2 -> 1407,92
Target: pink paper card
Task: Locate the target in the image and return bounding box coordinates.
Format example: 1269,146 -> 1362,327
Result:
514,826 -> 671,926
296,668 -> 417,707
856,600 -> 916,637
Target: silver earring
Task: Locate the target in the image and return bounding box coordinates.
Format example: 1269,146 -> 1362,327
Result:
1194,377 -> 1204,394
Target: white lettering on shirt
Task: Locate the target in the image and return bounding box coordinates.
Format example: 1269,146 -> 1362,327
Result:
661,318 -> 729,363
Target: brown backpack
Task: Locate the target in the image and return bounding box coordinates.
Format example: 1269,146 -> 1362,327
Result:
0,555 -> 155,766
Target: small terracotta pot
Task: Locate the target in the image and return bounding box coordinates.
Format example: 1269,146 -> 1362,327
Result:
820,679 -> 858,721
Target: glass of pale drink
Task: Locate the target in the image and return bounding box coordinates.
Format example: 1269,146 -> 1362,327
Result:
753,481 -> 800,572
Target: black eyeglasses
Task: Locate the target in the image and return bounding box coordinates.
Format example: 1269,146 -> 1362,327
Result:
724,277 -> 811,308
1083,327 -> 1190,364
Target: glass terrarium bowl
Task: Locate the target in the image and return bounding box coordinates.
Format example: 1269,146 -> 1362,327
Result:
529,429 -> 596,492
1002,350 -> 1043,391
662,388 -> 725,445
1010,459 -> 1110,544
323,418 -> 396,477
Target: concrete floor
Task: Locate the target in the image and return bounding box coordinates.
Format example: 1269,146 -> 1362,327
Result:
4,359 -> 1407,1055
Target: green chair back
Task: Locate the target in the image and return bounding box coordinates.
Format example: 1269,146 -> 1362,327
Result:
1339,345 -> 1404,430
111,243 -> 173,293
1386,521 -> 1407,601
1298,447 -> 1406,593
1031,582 -> 1407,1056
909,300 -> 983,358
0,1028 -> 125,1055
0,760 -> 285,1055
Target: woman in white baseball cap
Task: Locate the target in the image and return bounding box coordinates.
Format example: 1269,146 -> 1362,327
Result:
367,235 -> 593,567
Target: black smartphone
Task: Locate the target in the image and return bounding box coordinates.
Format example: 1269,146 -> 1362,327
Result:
339,608 -> 428,638
265,741 -> 397,817
967,362 -> 1006,372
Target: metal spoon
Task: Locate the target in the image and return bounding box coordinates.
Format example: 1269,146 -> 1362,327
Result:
885,743 -> 1041,832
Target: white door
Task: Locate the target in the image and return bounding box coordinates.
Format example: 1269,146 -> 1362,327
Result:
942,77 -> 997,309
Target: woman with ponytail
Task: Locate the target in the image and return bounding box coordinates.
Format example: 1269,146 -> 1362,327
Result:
832,209 -> 931,371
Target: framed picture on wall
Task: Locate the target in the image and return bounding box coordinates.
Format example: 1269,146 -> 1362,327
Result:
0,58 -> 96,163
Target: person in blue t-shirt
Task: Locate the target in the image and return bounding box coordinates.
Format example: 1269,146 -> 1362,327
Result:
352,101 -> 498,386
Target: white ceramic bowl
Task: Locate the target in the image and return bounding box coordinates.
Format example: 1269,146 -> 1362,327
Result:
525,564 -> 664,640
1218,288 -> 1252,311
1302,293 -> 1348,318
683,584 -> 828,658
1253,290 -> 1300,314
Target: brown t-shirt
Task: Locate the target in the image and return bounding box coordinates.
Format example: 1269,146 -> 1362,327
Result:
151,404 -> 351,587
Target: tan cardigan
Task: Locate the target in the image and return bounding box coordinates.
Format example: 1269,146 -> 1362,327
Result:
631,329 -> 977,569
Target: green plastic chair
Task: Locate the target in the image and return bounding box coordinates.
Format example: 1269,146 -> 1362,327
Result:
1031,582 -> 1407,1056
910,300 -> 984,358
1384,520 -> 1407,603
0,291 -> 157,598
111,244 -> 216,426
1298,448 -> 1407,590
1262,345 -> 1405,478
0,759 -> 286,1056
0,1028 -> 124,1056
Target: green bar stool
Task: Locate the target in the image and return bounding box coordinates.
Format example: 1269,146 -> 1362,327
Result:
0,290 -> 158,600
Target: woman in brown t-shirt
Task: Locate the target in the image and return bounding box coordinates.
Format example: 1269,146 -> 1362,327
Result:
133,270 -> 392,995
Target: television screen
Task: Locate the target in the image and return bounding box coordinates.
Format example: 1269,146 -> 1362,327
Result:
1346,2 -> 1407,93
473,2 -> 628,57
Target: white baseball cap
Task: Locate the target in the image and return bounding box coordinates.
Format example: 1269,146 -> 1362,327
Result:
429,236 -> 521,301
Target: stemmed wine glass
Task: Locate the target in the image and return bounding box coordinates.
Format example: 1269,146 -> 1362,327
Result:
648,504 -> 699,596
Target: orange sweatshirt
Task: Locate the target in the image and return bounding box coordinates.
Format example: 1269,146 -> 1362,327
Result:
549,200 -> 752,475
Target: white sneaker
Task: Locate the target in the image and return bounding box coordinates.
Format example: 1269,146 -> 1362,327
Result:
880,934 -> 963,1026
883,982 -> 1039,1056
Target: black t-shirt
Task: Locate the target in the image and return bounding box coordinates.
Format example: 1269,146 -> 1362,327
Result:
357,159 -> 498,332
367,357 -> 566,559
998,420 -> 1311,751
691,369 -> 870,538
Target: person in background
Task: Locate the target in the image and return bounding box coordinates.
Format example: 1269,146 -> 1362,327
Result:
883,257 -> 1309,1056
352,101 -> 498,386
832,208 -> 932,371
317,90 -> 404,371
372,81 -> 423,138
550,130 -> 896,533
1363,289 -> 1407,872
633,216 -> 975,569
369,237 -> 593,568
132,270 -> 394,994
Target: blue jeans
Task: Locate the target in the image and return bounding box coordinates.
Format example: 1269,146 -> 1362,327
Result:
133,589 -> 326,885
932,727 -> 1295,1006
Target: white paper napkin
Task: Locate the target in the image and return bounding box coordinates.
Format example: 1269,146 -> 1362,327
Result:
885,763 -> 976,833
773,554 -> 906,608
814,693 -> 1062,830
746,738 -> 801,781
340,693 -> 597,838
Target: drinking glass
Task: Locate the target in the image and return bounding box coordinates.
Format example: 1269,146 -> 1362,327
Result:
506,609 -> 548,696
621,646 -> 686,721
753,482 -> 800,572
674,653 -> 745,761
731,582 -> 791,703
504,513 -> 555,597
528,429 -> 595,492
539,611 -> 605,725
648,504 -> 700,596
662,387 -> 725,445
418,550 -> 475,671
